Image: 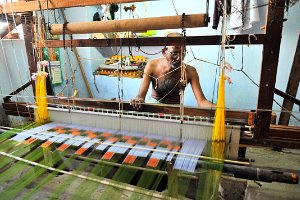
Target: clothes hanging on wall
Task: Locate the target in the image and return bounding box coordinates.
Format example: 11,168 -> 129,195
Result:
212,0 -> 232,30
230,0 -> 260,33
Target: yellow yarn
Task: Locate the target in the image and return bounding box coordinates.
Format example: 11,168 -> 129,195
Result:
212,70 -> 226,142
35,70 -> 48,124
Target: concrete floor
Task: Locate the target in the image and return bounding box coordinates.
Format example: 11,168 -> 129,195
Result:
234,147 -> 300,200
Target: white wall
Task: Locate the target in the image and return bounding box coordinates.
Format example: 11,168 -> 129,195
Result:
0,38 -> 34,126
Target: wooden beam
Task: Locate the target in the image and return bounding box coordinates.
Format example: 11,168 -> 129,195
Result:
47,97 -> 249,122
263,138 -> 300,149
278,33 -> 300,125
275,88 -> 300,106
3,80 -> 33,102
4,110 -> 34,118
49,14 -> 207,35
2,102 -> 34,113
255,0 -> 285,139
35,34 -> 265,48
0,0 -> 151,14
268,124 -> 300,140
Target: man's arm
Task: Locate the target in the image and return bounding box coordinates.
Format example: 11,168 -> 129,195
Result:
188,66 -> 215,108
130,62 -> 153,109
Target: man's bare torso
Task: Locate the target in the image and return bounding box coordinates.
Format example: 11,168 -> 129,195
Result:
148,58 -> 192,104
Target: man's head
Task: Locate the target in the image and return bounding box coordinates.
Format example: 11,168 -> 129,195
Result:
162,32 -> 186,68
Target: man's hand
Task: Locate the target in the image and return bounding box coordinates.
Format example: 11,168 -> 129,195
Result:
130,97 -> 145,110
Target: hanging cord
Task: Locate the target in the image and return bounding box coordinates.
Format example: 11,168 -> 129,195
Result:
179,13 -> 187,143
117,3 -> 124,121
37,0 -> 48,42
188,47 -> 219,67
205,0 -> 210,23
131,33 -> 162,56
180,13 -> 187,112
171,0 -> 179,15
145,67 -> 181,90
62,22 -> 69,49
234,46 -> 300,122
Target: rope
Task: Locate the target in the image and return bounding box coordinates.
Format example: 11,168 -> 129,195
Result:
62,22 -> 69,49
180,15 -> 187,109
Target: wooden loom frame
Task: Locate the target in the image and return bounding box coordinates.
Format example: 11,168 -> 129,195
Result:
1,0 -> 300,149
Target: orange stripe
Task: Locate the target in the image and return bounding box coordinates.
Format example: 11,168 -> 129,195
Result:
23,137 -> 33,144
56,129 -> 66,134
71,131 -> 80,136
160,140 -> 170,145
102,152 -> 115,160
123,155 -> 132,164
140,138 -> 149,143
70,128 -> 79,132
88,133 -> 97,138
147,158 -> 159,168
23,138 -> 31,144
101,132 -> 111,138
173,145 -> 181,151
147,142 -> 157,147
85,131 -> 95,135
128,155 -> 137,164
126,139 -> 136,145
28,138 -> 37,144
57,143 -> 70,152
53,126 -> 64,130
122,135 -> 131,140
75,148 -> 88,155
41,141 -> 53,148
108,137 -> 118,143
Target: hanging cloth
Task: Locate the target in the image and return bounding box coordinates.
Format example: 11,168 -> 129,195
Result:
212,0 -> 232,30
230,0 -> 260,33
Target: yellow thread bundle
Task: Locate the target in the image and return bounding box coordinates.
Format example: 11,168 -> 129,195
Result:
35,70 -> 48,124
212,70 -> 226,142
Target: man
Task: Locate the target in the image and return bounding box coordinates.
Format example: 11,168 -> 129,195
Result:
130,32 -> 214,109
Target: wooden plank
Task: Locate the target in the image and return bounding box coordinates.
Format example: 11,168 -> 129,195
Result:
47,97 -> 249,122
275,88 -> 300,106
2,102 -> 34,113
255,0 -> 285,139
268,124 -> 300,140
0,0 -> 151,14
278,33 -> 300,125
263,138 -> 300,149
3,110 -> 34,118
35,34 -> 265,48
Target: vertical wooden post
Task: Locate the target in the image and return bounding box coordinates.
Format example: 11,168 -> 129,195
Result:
278,33 -> 300,125
255,0 -> 285,139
